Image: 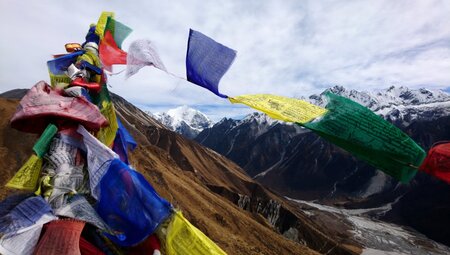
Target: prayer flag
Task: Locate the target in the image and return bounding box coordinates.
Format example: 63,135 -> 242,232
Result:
77,125 -> 118,200
229,94 -> 328,124
419,142 -> 450,183
96,159 -> 172,246
96,101 -> 119,147
95,12 -> 115,40
34,220 -> 85,255
303,92 -> 426,183
0,196 -> 53,236
47,51 -> 84,86
126,39 -> 167,78
186,29 -> 236,98
33,124 -> 58,158
158,211 -> 226,255
10,81 -> 108,134
0,196 -> 56,255
99,30 -> 127,72
105,17 -> 132,49
6,155 -> 42,191
113,119 -> 137,164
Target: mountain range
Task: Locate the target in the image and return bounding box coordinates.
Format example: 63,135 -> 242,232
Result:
155,86 -> 450,139
194,86 -> 450,247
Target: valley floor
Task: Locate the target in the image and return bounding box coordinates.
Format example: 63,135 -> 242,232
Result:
287,197 -> 450,255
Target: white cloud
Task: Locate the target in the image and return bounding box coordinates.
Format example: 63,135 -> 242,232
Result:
1,0 -> 449,119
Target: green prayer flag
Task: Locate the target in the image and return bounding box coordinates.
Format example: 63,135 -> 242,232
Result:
33,124 -> 58,158
303,92 -> 426,183
105,17 -> 132,49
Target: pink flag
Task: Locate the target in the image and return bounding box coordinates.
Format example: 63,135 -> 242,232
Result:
10,81 -> 108,134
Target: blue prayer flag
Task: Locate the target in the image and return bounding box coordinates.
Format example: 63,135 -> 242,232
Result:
0,196 -> 53,236
47,51 -> 85,86
47,51 -> 85,75
96,159 -> 172,246
186,29 -> 236,98
113,119 -> 137,164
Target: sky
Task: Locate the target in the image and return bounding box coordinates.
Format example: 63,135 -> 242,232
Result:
0,0 -> 449,121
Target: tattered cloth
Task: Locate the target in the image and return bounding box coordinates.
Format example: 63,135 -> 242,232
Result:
420,142 -> 450,184
34,220 -> 85,255
10,81 -> 108,134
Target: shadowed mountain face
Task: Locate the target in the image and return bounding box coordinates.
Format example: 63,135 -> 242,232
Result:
0,89 -> 365,255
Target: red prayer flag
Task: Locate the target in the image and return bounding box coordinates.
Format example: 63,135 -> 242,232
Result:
128,234 -> 161,255
80,236 -> 105,255
99,30 -> 127,71
34,220 -> 85,255
420,142 -> 450,184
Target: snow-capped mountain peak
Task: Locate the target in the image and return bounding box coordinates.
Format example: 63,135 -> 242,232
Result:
309,85 -> 450,111
165,105 -> 213,131
240,112 -> 277,126
153,105 -> 214,139
308,86 -> 450,126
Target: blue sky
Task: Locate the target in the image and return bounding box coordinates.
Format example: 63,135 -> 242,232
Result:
0,0 -> 449,121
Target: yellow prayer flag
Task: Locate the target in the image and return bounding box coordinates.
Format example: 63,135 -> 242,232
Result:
6,155 -> 43,191
96,101 -> 118,147
229,94 -> 327,124
47,66 -> 70,87
95,12 -> 115,39
159,211 -> 227,255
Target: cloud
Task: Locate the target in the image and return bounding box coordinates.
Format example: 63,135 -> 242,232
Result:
1,0 -> 449,119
